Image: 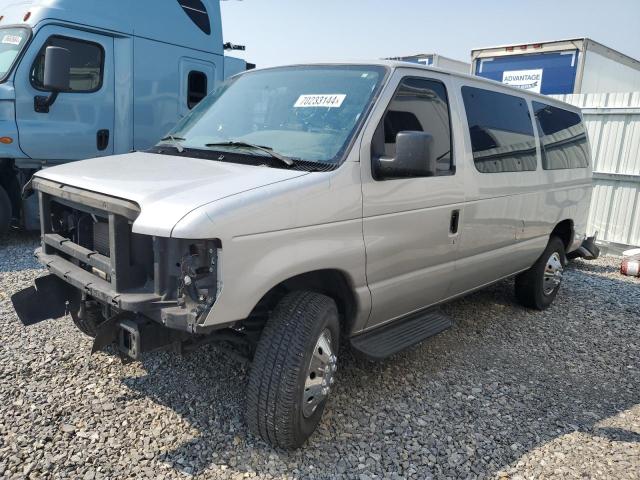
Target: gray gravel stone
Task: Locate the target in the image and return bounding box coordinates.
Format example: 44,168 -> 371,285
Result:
0,231 -> 638,479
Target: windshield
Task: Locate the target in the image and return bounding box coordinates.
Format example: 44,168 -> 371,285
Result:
162,65 -> 387,164
0,27 -> 29,82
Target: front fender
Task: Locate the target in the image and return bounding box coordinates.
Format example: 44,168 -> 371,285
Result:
0,100 -> 27,159
203,218 -> 370,330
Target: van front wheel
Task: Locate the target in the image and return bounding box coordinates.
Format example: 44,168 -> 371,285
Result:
515,236 -> 566,310
70,301 -> 106,337
246,291 -> 339,449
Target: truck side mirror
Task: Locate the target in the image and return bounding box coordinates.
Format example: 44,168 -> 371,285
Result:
34,46 -> 71,113
375,131 -> 437,179
43,46 -> 71,91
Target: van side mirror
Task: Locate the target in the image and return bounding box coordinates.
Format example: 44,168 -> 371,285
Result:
375,131 -> 437,179
34,46 -> 71,113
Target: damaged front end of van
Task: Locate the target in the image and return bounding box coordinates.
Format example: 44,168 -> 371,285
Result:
11,177 -> 226,359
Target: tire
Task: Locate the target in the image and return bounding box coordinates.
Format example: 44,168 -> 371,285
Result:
70,302 -> 106,337
246,291 -> 340,449
0,186 -> 11,235
515,236 -> 566,310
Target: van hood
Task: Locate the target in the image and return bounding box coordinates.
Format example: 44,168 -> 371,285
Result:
35,152 -> 310,237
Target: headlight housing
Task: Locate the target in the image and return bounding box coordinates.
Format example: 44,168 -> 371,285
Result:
156,238 -> 222,333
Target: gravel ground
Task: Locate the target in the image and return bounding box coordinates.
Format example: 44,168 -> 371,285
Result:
0,231 -> 638,479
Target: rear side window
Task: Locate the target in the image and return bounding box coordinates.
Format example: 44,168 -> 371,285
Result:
187,71 -> 208,109
31,36 -> 104,92
533,102 -> 589,169
462,86 -> 537,173
374,77 -> 454,176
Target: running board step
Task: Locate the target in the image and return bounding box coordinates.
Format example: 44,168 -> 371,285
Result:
351,309 -> 452,361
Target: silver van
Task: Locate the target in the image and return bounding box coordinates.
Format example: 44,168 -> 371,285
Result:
12,61 -> 599,448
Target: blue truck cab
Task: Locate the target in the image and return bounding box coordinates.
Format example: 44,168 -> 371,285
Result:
0,0 -> 246,231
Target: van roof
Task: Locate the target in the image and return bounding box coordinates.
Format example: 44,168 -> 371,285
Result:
249,61 -> 583,113
0,0 -> 223,55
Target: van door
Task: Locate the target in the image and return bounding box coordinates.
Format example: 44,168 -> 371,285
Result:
449,84 -> 542,296
14,26 -> 114,163
361,71 -> 466,329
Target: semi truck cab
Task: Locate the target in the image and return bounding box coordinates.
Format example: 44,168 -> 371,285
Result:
0,0 -> 248,232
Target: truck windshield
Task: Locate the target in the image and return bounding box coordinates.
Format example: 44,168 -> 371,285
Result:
163,65 -> 387,165
0,27 -> 29,82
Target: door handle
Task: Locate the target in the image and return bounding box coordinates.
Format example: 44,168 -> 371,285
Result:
97,129 -> 110,151
450,209 -> 460,235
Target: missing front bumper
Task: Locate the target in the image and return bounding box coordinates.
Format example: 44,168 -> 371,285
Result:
34,248 -> 162,311
15,249 -> 219,338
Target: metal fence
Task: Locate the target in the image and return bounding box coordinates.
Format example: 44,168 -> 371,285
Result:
552,92 -> 640,251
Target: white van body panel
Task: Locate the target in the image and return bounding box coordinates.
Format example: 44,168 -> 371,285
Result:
170,150 -> 373,332
449,75 -> 592,296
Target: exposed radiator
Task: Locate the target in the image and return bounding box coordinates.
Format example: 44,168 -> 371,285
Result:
92,221 -> 110,257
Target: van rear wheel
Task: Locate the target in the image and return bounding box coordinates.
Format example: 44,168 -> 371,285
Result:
515,236 -> 566,310
246,291 -> 339,449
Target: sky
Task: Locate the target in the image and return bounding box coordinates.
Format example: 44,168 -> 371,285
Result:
220,0 -> 640,68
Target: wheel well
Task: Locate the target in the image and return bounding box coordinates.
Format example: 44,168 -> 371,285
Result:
551,220 -> 574,250
244,269 -> 358,334
0,159 -> 21,217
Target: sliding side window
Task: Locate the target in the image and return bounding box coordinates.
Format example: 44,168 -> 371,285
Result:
461,86 -> 537,173
533,101 -> 589,170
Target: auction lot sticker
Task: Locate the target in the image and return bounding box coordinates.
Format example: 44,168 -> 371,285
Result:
294,94 -> 346,108
2,35 -> 23,45
502,69 -> 543,93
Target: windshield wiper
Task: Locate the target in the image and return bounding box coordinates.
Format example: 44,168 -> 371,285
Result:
159,135 -> 186,153
205,141 -> 295,167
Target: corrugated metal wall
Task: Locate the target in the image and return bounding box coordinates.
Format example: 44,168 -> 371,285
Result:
552,92 -> 640,250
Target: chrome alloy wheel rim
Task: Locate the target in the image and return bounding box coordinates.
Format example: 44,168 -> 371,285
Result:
543,252 -> 564,295
302,329 -> 337,418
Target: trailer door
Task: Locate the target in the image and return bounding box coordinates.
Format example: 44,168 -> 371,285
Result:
14,25 -> 115,164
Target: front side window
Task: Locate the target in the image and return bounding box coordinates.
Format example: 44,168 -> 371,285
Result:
533,102 -> 589,170
0,27 -> 30,82
164,65 -> 387,165
31,36 -> 104,92
373,77 -> 453,177
462,86 -> 537,173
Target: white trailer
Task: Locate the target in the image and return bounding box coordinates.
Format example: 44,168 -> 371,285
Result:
471,38 -> 640,95
386,53 -> 470,74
